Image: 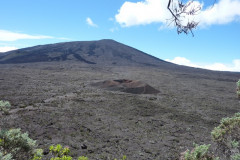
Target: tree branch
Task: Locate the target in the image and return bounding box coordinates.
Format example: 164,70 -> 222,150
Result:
167,0 -> 201,36
167,0 -> 217,36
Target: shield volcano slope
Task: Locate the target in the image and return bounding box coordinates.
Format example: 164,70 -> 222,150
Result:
0,39 -> 171,67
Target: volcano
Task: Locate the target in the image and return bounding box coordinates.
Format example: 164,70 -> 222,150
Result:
0,39 -> 170,67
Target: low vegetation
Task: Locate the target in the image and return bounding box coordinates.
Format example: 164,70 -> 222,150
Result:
0,100 -> 11,115
0,128 -> 37,160
211,112 -> 240,160
237,79 -> 240,98
1,132 -> 127,160
2,112 -> 239,160
182,112 -> 240,160
180,79 -> 240,160
183,144 -> 218,160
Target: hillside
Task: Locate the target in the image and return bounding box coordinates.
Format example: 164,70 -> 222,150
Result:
0,39 -> 168,67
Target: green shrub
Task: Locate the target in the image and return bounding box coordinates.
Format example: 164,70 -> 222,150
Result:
182,113 -> 240,159
0,100 -> 11,115
211,113 -> 240,142
48,144 -> 90,160
32,149 -> 43,160
231,153 -> 240,160
0,151 -> 13,160
49,144 -> 72,160
237,79 -> 240,98
0,128 -> 37,160
78,156 -> 88,160
183,143 -> 218,160
114,155 -> 127,160
48,144 -> 125,160
211,113 -> 240,159
231,140 -> 239,149
237,80 -> 240,87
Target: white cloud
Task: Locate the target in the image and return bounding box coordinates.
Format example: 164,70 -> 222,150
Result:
0,46 -> 18,53
166,57 -> 240,72
86,17 -> 98,27
166,57 -> 200,68
115,0 -> 171,27
198,0 -> 240,26
115,0 -> 240,27
0,30 -> 53,41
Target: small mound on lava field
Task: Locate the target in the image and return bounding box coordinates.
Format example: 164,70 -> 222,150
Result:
92,79 -> 160,94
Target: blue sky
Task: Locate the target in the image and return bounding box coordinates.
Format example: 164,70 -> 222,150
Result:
0,0 -> 240,71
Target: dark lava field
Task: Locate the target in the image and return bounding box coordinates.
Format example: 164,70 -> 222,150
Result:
0,40 -> 240,159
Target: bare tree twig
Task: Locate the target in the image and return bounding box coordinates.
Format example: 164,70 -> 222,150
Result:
167,0 -> 217,36
167,0 -> 201,36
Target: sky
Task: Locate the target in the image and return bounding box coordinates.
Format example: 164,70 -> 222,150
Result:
0,0 -> 240,72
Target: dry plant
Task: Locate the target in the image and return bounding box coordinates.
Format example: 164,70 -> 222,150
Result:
167,0 -> 202,36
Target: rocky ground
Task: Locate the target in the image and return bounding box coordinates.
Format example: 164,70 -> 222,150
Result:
0,62 -> 240,159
